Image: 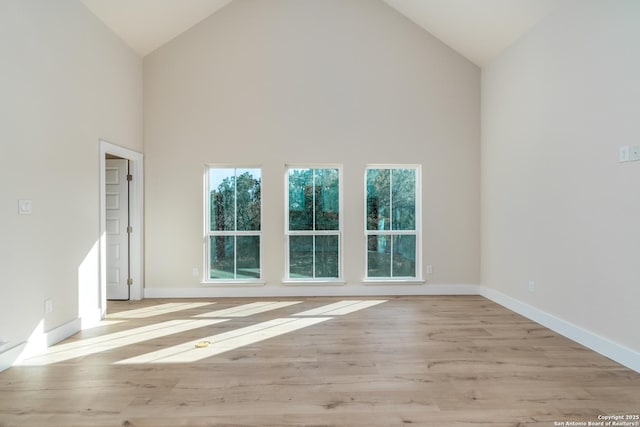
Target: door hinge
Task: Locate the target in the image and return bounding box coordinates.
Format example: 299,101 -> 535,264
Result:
127,278 -> 133,286
127,226 -> 133,234
127,174 -> 133,181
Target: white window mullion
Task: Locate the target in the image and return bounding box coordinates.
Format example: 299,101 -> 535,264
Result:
232,168 -> 238,279
389,169 -> 394,278
312,169 -> 316,279
390,234 -> 394,278
312,168 -> 316,232
233,168 -> 238,232
389,168 -> 393,236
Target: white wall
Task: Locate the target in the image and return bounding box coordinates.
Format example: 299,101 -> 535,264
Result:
0,0 -> 142,367
143,0 -> 480,296
482,0 -> 640,353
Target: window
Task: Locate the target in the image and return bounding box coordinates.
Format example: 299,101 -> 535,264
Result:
366,166 -> 420,279
286,167 -> 342,280
206,167 -> 261,281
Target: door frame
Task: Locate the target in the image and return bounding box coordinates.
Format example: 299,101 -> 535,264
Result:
99,140 -> 144,314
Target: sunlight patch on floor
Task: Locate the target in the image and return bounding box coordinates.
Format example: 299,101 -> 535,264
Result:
115,300 -> 387,364
194,301 -> 302,318
293,300 -> 387,316
82,320 -> 126,329
108,302 -> 215,318
19,300 -> 388,366
18,319 -> 227,366
115,317 -> 331,364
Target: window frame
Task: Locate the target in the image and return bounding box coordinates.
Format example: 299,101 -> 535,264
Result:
204,165 -> 263,285
364,164 -> 422,282
284,164 -> 344,283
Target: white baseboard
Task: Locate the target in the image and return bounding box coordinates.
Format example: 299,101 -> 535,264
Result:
0,342 -> 27,372
2,318 -> 81,370
46,318 -> 81,347
479,286 -> 640,374
143,283 -> 479,298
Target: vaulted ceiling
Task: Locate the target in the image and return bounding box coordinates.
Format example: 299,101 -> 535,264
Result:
80,0 -> 564,66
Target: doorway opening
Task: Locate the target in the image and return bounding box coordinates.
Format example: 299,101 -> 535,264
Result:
105,154 -> 131,300
99,141 -> 143,317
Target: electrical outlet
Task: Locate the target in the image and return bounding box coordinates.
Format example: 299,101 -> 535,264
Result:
528,281 -> 535,293
192,267 -> 199,277
44,299 -> 53,314
426,265 -> 433,275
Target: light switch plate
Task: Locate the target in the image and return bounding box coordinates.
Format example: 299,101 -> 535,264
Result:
630,146 -> 640,161
619,146 -> 630,162
18,199 -> 32,215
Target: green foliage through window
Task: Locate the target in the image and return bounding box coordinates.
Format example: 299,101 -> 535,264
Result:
366,167 -> 418,279
288,168 -> 339,231
287,168 -> 340,279
208,168 -> 261,280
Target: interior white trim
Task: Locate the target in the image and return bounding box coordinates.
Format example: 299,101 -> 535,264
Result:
99,140 -> 144,311
364,164 -> 423,281
0,342 -> 26,372
45,318 -> 82,348
0,318 -> 81,372
204,165 -> 264,284
144,284 -> 479,298
479,287 -> 640,374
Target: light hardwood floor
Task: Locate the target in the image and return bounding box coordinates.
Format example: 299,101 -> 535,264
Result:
1,296 -> 638,426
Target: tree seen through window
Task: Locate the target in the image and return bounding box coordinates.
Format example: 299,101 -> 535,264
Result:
366,167 -> 418,279
208,168 -> 261,280
287,168 -> 341,279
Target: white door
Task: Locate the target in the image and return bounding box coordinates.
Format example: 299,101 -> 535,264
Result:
105,159 -> 130,300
